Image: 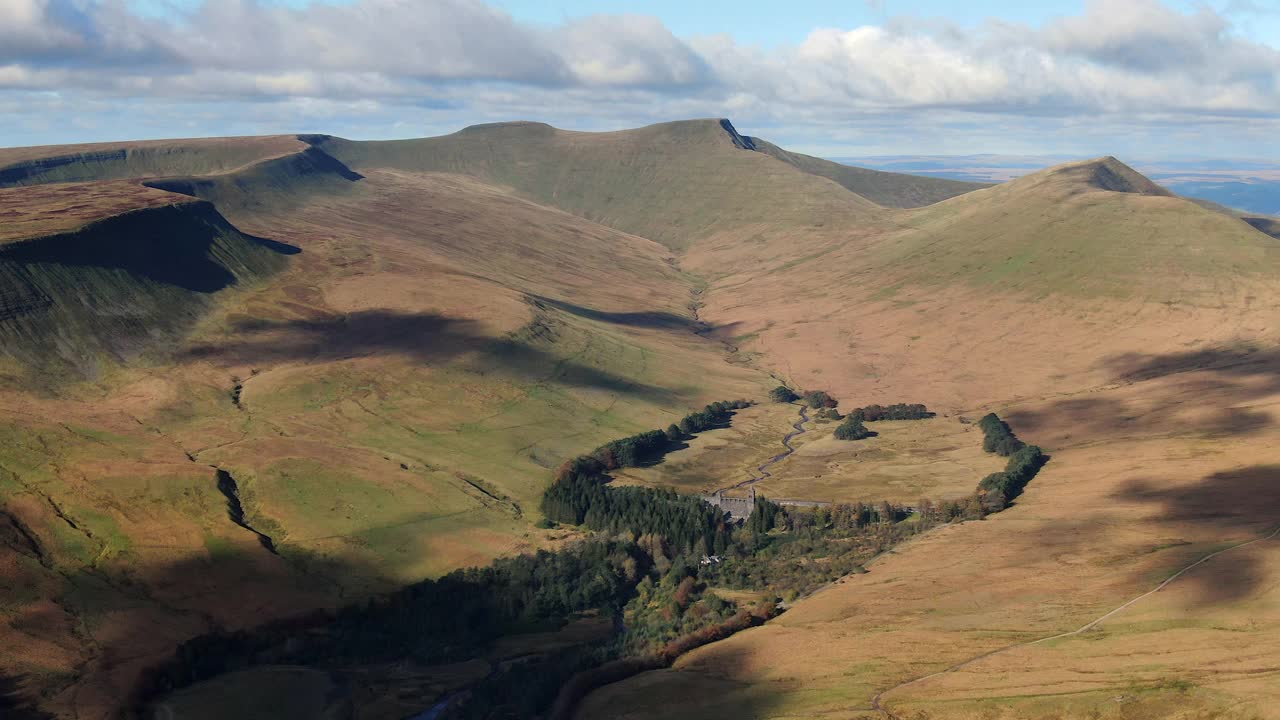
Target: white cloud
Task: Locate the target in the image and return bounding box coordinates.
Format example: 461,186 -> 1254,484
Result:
0,0 -> 86,55
0,0 -> 1276,153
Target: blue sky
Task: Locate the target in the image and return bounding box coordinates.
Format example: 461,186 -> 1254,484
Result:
3,0 -> 1279,159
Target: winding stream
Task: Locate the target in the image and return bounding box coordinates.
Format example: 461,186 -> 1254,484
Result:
723,402 -> 810,492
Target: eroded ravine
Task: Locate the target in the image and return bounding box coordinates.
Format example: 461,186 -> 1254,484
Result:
213,467 -> 279,555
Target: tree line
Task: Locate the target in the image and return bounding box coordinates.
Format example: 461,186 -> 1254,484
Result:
594,400 -> 752,471
836,402 -> 933,441
976,413 -> 1048,509
133,397 -> 1047,720
978,412 -> 1023,455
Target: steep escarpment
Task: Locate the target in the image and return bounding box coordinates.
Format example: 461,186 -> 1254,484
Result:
0,136 -> 305,188
313,119 -> 884,252
0,201 -> 296,375
146,145 -> 364,216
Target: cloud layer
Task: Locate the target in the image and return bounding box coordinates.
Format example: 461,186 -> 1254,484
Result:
1,0 -> 1277,154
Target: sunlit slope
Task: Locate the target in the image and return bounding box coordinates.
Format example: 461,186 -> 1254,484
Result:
145,145 -> 364,216
693,157 -> 1280,409
0,157 -> 768,717
576,159 -> 1280,720
877,157 -> 1278,299
0,135 -> 305,187
578,349 -> 1280,720
315,119 -> 885,252
747,136 -> 989,207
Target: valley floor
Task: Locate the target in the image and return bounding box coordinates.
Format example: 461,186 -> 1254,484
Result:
576,359 -> 1280,720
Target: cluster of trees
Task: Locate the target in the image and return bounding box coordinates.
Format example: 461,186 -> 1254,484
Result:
974,413 -> 1048,509
834,418 -> 873,440
131,539 -> 647,709
700,499 -> 926,597
769,385 -> 798,403
588,400 -> 752,471
978,412 -> 1024,455
768,386 -> 841,412
621,559 -> 738,654
850,403 -> 933,422
746,494 -> 782,537
595,430 -> 669,470
542,470 -> 732,556
978,444 -> 1048,509
833,402 -> 932,441
802,390 -> 838,409
678,400 -> 751,435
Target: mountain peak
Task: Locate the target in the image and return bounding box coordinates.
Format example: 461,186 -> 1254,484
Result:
993,155 -> 1171,200
455,120 -> 557,137
1040,156 -> 1171,197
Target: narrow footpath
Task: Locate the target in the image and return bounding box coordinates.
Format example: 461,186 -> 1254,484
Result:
870,523 -> 1280,718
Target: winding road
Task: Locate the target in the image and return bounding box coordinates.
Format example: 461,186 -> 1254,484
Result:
722,402 -> 810,493
870,522 -> 1280,718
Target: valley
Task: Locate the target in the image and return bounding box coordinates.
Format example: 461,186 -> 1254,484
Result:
0,118 -> 1277,720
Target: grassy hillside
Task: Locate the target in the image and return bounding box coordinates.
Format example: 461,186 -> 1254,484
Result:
873,157 -> 1279,300
0,136 -> 304,187
570,157 -> 1280,720
145,145 -> 364,215
685,155 -> 1280,410
0,142 -> 770,717
3,121 -> 1280,720
747,136 -> 989,207
0,199 -> 295,379
315,119 -> 885,252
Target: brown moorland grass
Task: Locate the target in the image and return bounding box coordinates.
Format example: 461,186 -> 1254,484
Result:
5,121 -> 1280,720
0,180 -> 193,243
576,359 -> 1280,720
0,163 -> 768,718
0,135 -> 305,180
616,409 -> 1002,505
752,417 -> 1004,504
693,164 -> 1280,411
612,402 -> 805,494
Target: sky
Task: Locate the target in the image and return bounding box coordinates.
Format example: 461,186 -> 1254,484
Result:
2,0 -> 1279,159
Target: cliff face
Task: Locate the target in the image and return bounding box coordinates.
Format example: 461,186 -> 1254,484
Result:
0,201 -> 296,375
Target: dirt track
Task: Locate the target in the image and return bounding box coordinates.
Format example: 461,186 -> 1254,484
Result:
870,522 -> 1280,718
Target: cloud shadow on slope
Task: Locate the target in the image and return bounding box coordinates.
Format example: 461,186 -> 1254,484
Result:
0,672 -> 54,719
1112,465 -> 1280,606
1005,344 -> 1280,445
528,295 -> 697,330
182,309 -> 677,403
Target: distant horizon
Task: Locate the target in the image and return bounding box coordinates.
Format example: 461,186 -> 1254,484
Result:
1,116 -> 1274,168
3,0 -> 1276,158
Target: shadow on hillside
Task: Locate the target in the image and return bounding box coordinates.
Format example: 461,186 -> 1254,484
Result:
183,310 -> 676,402
1005,344 -> 1280,445
1113,465 -> 1280,606
1102,343 -> 1277,384
529,295 -> 696,330
1244,216 -> 1280,239
245,231 -> 303,256
0,672 -> 53,719
10,535 -> 392,719
0,204 -> 300,294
